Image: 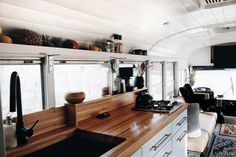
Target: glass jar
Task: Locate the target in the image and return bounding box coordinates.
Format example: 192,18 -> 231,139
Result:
106,40 -> 111,52
112,34 -> 123,53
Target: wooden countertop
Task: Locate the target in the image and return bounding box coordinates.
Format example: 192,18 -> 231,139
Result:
6,92 -> 187,157
77,103 -> 188,157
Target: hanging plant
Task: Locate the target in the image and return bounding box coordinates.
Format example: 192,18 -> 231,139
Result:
187,66 -> 196,86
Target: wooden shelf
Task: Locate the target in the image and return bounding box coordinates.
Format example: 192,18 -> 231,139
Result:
0,43 -> 180,62
0,43 -> 148,61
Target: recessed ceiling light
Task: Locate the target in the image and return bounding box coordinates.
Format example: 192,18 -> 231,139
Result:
163,22 -> 170,26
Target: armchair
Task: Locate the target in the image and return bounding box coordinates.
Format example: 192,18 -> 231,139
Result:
179,84 -> 216,111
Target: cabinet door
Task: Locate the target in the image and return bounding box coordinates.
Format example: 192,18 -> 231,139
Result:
154,140 -> 172,157
172,110 -> 187,135
130,148 -> 142,157
142,124 -> 172,157
172,123 -> 187,157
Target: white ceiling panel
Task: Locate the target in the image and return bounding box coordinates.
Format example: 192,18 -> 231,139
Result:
0,0 -> 236,58
222,5 -> 235,20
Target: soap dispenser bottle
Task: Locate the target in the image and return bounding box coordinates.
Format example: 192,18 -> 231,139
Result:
3,116 -> 17,148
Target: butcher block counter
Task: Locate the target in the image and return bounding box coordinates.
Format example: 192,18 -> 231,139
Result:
77,103 -> 187,157
6,90 -> 187,157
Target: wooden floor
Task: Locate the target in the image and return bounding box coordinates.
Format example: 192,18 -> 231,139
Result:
188,115 -> 236,157
187,124 -> 221,157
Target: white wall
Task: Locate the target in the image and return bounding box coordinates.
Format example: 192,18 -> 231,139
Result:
187,47 -> 213,66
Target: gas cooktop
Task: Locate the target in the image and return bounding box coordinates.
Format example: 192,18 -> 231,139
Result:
133,100 -> 182,113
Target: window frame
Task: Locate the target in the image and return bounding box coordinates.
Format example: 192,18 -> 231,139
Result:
0,58 -> 44,117
53,61 -> 111,106
0,57 -> 176,110
149,61 -> 163,100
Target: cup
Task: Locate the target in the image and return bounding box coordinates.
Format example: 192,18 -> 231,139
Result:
102,87 -> 111,96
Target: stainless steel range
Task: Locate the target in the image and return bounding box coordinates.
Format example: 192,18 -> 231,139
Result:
133,100 -> 183,113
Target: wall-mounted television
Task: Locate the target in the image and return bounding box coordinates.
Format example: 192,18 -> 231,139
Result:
212,45 -> 236,68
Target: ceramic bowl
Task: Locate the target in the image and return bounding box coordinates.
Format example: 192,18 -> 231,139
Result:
65,91 -> 86,104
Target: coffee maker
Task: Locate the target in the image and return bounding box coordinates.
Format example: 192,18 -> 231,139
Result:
119,67 -> 135,92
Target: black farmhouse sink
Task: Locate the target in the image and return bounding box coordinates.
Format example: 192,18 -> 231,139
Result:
24,129 -> 125,157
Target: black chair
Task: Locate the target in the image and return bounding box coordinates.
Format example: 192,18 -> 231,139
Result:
179,84 -> 216,111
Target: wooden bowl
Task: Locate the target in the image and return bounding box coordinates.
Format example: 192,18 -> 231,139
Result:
65,92 -> 86,104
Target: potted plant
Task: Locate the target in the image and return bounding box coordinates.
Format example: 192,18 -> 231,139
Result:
134,61 -> 152,89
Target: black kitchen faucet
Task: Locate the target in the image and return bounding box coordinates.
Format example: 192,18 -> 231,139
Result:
9,71 -> 38,145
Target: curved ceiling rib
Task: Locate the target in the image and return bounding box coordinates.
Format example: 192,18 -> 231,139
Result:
0,0 -> 236,57
149,19 -> 236,51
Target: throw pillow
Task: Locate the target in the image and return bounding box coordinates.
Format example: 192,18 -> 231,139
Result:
187,103 -> 201,137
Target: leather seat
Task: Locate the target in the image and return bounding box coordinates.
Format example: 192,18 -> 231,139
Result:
179,84 -> 216,111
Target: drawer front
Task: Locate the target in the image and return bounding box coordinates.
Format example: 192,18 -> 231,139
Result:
172,110 -> 187,134
172,123 -> 187,157
142,124 -> 172,157
154,140 -> 172,157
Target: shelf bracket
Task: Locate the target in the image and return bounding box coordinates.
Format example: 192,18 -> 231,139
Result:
41,55 -> 56,109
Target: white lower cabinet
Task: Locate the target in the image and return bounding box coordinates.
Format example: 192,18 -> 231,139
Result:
142,124 -> 172,157
131,110 -> 187,157
172,123 -> 187,157
131,148 -> 142,157
154,140 -> 172,157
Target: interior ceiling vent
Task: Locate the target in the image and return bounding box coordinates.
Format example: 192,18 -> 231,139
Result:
198,0 -> 236,9
212,25 -> 236,33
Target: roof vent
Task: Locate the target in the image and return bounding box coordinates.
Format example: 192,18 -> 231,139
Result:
212,25 -> 236,33
198,0 -> 236,9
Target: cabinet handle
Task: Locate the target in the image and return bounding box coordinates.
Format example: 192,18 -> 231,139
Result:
163,151 -> 172,157
150,133 -> 172,151
177,131 -> 187,142
176,117 -> 187,126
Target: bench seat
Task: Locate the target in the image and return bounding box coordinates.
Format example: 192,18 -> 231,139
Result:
187,112 -> 217,152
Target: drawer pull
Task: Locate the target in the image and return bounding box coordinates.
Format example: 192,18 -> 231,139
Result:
163,151 -> 172,157
176,117 -> 187,126
177,131 -> 187,142
150,133 -> 171,151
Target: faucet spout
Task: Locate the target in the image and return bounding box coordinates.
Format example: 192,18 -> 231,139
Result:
9,71 -> 38,145
10,71 -> 26,145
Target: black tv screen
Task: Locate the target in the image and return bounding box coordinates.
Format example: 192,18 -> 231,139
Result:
213,45 -> 236,68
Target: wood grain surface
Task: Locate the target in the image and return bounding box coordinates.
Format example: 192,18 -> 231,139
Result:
66,90 -> 143,126
77,104 -> 188,157
6,107 -> 76,157
6,90 -> 187,157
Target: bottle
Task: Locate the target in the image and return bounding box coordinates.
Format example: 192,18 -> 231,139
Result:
105,40 -> 111,52
3,116 -> 17,148
107,67 -> 113,95
110,41 -> 115,53
117,35 -> 123,53
110,59 -> 119,94
120,79 -> 126,93
106,40 -> 115,53
116,76 -> 121,93
112,71 -> 118,95
112,34 -> 123,53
